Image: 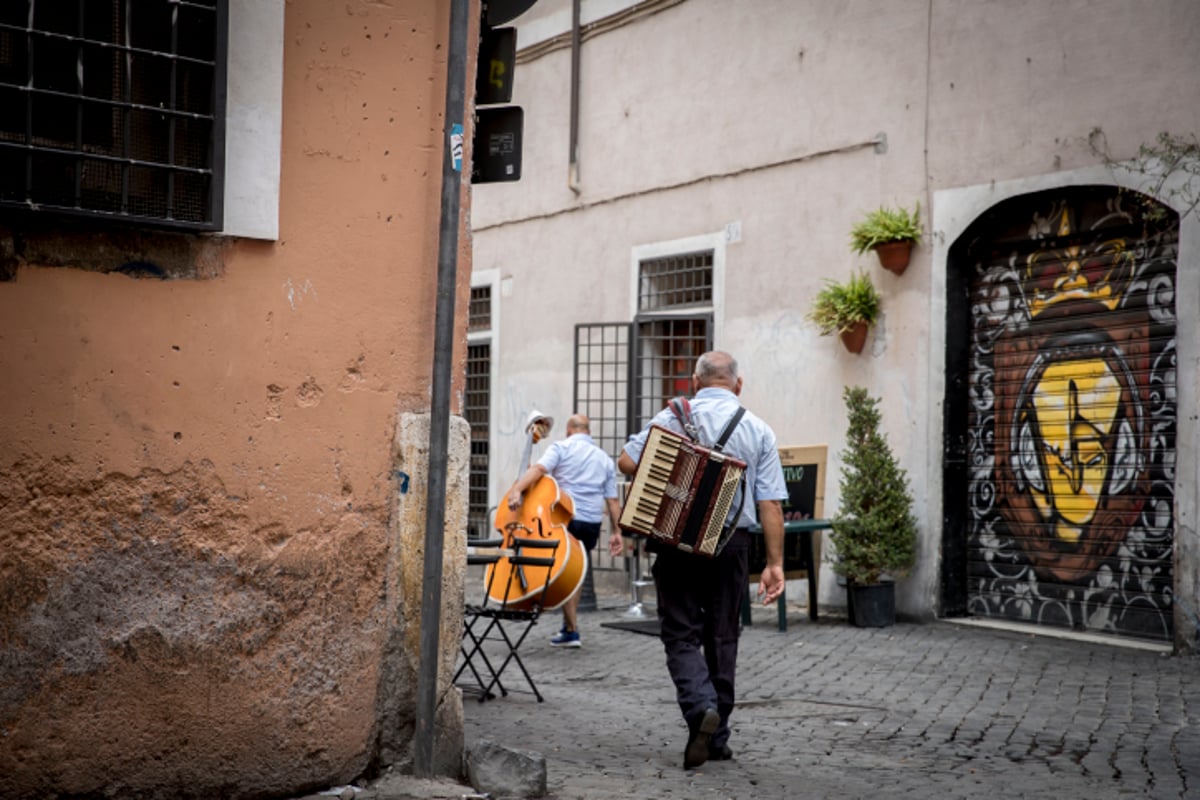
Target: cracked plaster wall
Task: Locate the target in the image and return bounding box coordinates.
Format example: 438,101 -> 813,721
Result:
0,0 -> 474,796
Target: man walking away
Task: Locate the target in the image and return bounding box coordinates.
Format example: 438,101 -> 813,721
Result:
618,351 -> 786,769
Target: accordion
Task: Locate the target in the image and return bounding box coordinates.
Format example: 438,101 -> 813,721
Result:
619,424 -> 747,557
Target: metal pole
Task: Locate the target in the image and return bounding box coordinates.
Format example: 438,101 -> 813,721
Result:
414,0 -> 470,779
567,0 -> 581,193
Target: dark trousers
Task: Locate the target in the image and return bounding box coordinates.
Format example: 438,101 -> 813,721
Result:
651,530 -> 748,748
567,518 -> 601,552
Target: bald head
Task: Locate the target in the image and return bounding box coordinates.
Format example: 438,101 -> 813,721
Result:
694,351 -> 741,392
566,414 -> 591,433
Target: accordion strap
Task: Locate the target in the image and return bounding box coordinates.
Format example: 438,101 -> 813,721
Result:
668,398 -> 749,535
714,407 -> 745,452
668,397 -> 746,452
715,406 -> 748,531
668,397 -> 699,441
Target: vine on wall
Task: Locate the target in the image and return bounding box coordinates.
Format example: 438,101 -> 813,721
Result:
1089,128 -> 1200,222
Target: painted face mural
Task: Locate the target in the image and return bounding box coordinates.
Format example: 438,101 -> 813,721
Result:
964,190 -> 1176,641
1025,362 -> 1124,535
1003,334 -> 1146,583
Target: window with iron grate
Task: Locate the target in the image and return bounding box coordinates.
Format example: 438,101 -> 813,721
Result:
574,322 -> 632,460
573,249 -> 715,447
632,315 -> 711,429
466,341 -> 492,539
637,250 -> 713,311
0,0 -> 226,230
633,249 -> 714,428
468,285 -> 491,332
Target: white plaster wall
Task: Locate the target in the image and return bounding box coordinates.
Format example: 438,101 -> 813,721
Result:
925,0 -> 1200,188
473,0 -> 1200,638
475,0 -> 929,228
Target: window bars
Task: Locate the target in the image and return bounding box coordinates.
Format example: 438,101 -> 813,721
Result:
637,249 -> 713,311
632,315 -> 711,430
0,0 -> 227,229
468,284 -> 492,332
573,322 -> 633,460
466,341 -> 491,539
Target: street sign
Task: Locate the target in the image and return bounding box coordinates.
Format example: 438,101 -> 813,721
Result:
472,107 -> 523,183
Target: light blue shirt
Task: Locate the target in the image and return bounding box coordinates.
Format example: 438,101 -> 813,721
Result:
538,433 -> 618,524
622,387 -> 788,528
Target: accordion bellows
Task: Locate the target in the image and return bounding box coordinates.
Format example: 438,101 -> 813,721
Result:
619,424 -> 747,557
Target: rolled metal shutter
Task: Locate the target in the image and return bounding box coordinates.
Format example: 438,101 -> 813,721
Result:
962,186 -> 1177,643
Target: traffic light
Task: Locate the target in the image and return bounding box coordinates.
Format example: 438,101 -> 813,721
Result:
472,0 -> 538,183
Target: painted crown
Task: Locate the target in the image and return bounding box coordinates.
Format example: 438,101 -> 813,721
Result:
1023,203 -> 1137,317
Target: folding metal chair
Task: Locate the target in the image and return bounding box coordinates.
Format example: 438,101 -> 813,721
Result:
455,535 -> 560,702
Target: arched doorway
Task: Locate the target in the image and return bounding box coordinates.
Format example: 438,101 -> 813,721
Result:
942,185 -> 1178,643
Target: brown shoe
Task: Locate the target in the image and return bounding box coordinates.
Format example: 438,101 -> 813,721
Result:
683,708 -> 720,769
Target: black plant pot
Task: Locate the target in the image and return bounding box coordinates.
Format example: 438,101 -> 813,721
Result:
848,582 -> 895,628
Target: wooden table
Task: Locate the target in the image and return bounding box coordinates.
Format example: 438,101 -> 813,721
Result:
743,518 -> 831,631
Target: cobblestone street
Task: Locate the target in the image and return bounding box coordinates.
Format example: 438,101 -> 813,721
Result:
460,599 -> 1199,800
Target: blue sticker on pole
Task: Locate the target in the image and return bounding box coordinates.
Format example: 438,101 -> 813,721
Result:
450,123 -> 464,172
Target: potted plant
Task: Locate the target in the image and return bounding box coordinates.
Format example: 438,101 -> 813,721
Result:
805,271 -> 881,354
829,386 -> 917,627
849,202 -> 923,275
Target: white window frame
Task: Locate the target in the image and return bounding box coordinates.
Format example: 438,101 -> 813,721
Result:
223,0 -> 284,240
470,268 -> 501,525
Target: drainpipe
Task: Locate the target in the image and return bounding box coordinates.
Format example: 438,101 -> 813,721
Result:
413,0 -> 470,780
567,0 -> 581,194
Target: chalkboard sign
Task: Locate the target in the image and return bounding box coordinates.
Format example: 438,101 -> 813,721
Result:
777,444 -> 826,521
748,445 -> 827,579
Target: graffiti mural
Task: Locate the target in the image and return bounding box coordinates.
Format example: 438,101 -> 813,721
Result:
964,188 -> 1177,641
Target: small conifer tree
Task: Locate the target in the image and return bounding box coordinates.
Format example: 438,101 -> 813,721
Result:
830,386 -> 917,585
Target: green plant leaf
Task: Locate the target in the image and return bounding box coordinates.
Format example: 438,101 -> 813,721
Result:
805,271 -> 881,335
849,202 -> 923,254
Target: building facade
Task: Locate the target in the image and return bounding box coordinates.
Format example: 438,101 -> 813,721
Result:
471,0 -> 1200,651
0,0 -> 476,795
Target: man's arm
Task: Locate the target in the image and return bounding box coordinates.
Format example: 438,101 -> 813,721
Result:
605,497 -> 625,556
617,452 -> 638,477
506,463 -> 549,509
756,499 -> 785,605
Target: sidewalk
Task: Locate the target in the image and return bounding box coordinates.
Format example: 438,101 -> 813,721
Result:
461,595 -> 1200,800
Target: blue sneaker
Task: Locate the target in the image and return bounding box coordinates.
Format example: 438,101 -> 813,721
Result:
550,629 -> 581,648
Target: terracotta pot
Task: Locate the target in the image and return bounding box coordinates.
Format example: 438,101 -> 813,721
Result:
839,321 -> 869,354
874,240 -> 913,275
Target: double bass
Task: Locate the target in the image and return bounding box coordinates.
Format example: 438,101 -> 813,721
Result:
486,411 -> 588,611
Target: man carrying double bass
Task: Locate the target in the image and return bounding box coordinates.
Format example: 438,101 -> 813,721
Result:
507,413 -> 624,647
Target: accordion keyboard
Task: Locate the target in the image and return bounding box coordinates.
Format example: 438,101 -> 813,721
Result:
622,426 -> 688,535
619,425 -> 746,557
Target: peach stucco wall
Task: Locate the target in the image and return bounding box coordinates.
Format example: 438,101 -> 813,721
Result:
0,1 -> 474,796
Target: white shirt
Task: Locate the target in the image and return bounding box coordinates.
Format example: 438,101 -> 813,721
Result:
538,433 -> 618,524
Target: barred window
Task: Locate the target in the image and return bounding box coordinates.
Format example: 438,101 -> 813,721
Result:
468,285 -> 491,332
633,316 -> 710,428
0,0 -> 227,230
574,323 -> 632,459
466,343 -> 491,539
637,250 -> 713,311
632,248 -> 713,425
